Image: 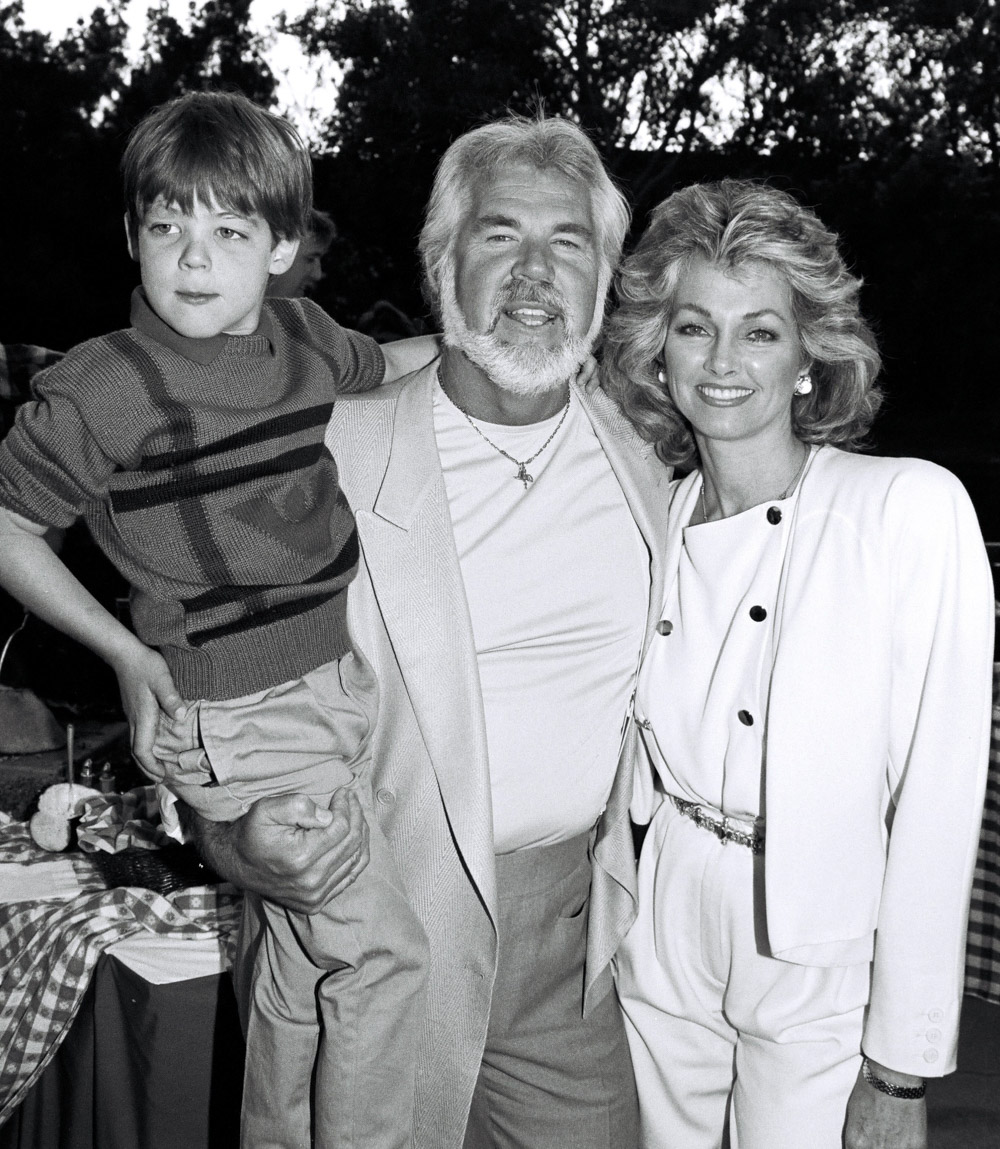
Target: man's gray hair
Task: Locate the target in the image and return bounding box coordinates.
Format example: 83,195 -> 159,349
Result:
418,115 -> 630,319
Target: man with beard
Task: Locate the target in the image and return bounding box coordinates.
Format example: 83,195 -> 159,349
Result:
189,116 -> 672,1148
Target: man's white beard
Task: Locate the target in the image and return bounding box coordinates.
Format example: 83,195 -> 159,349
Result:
439,273 -> 604,398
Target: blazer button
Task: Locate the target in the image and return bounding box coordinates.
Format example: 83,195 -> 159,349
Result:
749,605 -> 767,622
737,710 -> 754,726
923,1048 -> 939,1064
656,620 -> 673,636
376,788 -> 395,805
926,1028 -> 941,1043
928,1008 -> 943,1023
766,506 -> 782,525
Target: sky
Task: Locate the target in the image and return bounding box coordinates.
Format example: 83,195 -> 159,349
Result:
16,0 -> 341,142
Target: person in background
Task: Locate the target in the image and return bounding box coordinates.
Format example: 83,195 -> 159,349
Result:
266,206 -> 336,298
0,343 -> 67,713
184,114 -> 672,1149
0,90 -> 433,1149
0,343 -> 63,433
601,178 -> 994,1149
356,298 -> 426,343
0,341 -> 66,566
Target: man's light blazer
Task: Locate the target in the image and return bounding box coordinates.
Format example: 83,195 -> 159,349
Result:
326,362 -> 672,1149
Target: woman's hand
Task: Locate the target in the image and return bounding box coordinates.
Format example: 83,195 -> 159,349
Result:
574,353 -> 601,394
184,788 -> 370,914
844,1061 -> 927,1149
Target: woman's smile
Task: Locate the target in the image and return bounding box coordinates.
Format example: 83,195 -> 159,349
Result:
696,384 -> 754,404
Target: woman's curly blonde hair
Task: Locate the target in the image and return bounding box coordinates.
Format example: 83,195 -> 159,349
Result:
602,179 -> 883,470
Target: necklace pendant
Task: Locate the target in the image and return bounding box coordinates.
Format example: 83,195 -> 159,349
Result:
516,463 -> 533,489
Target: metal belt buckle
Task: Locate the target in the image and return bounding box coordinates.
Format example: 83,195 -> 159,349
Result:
710,814 -> 731,844
720,815 -> 740,845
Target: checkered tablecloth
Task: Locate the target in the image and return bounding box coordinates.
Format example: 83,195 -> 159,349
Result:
965,661 -> 1000,1004
0,814 -> 242,1126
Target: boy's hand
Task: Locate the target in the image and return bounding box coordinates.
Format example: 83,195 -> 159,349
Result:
0,508 -> 182,773
574,353 -> 601,394
110,643 -> 184,775
381,333 -> 441,383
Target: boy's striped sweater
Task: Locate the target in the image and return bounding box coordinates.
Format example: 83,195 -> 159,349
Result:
0,290 -> 384,701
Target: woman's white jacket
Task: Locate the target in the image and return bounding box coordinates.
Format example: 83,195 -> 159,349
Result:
633,446 -> 995,1075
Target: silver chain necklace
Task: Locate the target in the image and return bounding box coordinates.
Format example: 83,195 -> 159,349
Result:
700,445 -> 809,522
459,397 -> 571,489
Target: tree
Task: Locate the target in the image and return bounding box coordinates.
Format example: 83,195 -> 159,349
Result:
0,2 -> 131,346
109,0 -> 278,136
283,0 -> 572,322
293,0 -> 999,202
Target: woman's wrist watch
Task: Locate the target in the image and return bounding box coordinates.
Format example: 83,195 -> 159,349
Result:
861,1057 -> 926,1099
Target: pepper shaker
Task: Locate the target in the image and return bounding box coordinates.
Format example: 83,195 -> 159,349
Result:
79,758 -> 96,789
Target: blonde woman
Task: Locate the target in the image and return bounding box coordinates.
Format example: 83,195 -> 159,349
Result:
602,180 -> 994,1149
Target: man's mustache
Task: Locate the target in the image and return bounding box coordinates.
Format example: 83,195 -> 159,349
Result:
488,282 -> 569,329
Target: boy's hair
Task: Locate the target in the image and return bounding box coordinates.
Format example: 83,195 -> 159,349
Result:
122,90 -> 313,243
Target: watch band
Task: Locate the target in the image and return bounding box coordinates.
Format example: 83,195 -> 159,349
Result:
861,1057 -> 926,1100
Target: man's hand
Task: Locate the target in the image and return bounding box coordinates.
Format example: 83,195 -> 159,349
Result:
110,642 -> 183,775
844,1061 -> 927,1149
187,788 -> 370,914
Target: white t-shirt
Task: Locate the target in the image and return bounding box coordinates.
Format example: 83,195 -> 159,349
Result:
434,378 -> 648,852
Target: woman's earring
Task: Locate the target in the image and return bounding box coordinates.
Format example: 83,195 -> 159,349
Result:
656,368 -> 666,384
794,373 -> 813,395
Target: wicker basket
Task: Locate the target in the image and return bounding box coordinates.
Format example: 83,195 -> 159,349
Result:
90,844 -> 221,895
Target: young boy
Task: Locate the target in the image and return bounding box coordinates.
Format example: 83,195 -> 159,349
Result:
0,91 -> 428,1149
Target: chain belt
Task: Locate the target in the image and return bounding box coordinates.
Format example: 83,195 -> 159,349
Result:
669,794 -> 765,854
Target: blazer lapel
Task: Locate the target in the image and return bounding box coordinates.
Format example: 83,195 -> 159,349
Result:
574,384 -> 675,1006
575,382 -> 673,651
343,367 -> 499,924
